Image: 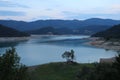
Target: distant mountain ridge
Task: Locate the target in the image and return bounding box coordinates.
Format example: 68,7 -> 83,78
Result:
28,25 -> 110,35
29,26 -> 59,35
0,24 -> 30,37
0,18 -> 120,31
0,18 -> 120,35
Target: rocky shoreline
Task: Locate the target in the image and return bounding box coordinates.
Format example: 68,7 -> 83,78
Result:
88,37 -> 120,51
85,37 -> 120,63
0,37 -> 30,42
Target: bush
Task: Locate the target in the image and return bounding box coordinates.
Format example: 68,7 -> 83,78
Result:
0,47 -> 29,80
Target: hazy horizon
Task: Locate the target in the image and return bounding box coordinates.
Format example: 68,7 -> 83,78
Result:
1,18 -> 120,22
0,0 -> 120,21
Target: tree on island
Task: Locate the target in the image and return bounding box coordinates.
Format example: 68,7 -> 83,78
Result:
62,49 -> 75,63
0,47 -> 29,80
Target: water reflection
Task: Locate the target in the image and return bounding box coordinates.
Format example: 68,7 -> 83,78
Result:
0,40 -> 28,48
38,39 -> 90,47
0,35 -> 117,66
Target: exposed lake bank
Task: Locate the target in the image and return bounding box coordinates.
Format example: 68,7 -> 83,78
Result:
0,37 -> 30,42
87,37 -> 120,51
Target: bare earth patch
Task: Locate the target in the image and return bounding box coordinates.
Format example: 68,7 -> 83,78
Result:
88,37 -> 120,51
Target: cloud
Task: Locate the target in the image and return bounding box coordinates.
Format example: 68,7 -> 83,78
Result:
45,8 -> 53,11
62,11 -> 120,20
0,10 -> 26,16
109,4 -> 120,13
0,0 -> 29,8
30,16 -> 53,21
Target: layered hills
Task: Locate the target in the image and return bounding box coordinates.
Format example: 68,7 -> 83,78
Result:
0,18 -> 120,35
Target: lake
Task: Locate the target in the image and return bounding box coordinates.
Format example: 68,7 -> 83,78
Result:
0,35 -> 117,66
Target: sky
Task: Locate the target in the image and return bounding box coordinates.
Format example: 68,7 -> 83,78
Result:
0,0 -> 120,21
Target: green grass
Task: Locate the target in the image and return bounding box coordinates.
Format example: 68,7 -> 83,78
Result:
29,62 -> 94,80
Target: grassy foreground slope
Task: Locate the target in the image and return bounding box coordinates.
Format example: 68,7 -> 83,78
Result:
29,62 -> 94,80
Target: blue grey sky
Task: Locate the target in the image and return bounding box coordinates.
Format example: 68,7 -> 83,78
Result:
0,0 -> 120,21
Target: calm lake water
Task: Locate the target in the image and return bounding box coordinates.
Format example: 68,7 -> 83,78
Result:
0,35 -> 117,66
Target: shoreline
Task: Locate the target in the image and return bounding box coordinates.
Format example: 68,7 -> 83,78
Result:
87,37 -> 120,51
0,37 -> 30,42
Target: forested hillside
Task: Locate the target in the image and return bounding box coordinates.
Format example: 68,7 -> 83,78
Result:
0,24 -> 30,37
92,24 -> 120,39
